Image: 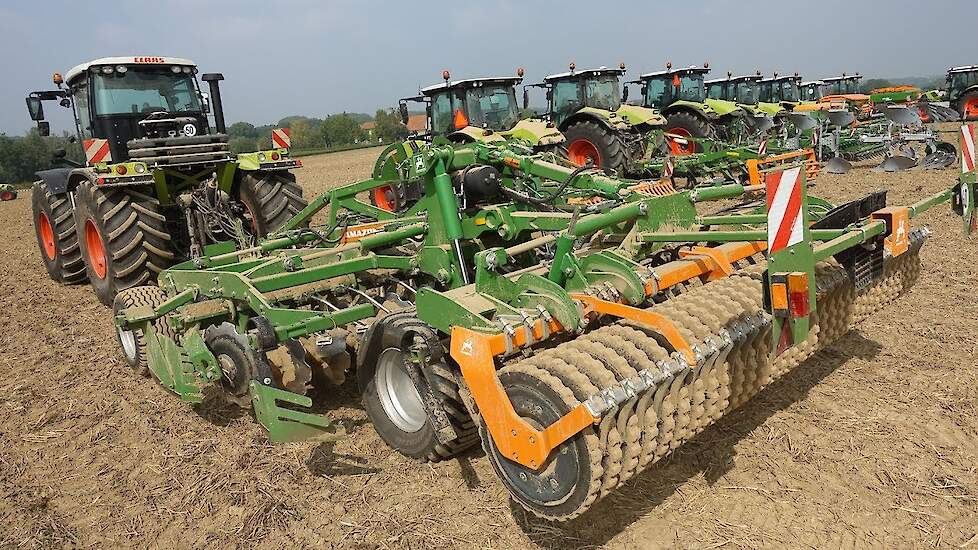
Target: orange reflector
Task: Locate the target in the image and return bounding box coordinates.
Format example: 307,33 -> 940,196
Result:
771,282 -> 789,311
786,272 -> 810,318
115,165 -> 128,175
453,109 -> 469,129
672,74 -> 681,87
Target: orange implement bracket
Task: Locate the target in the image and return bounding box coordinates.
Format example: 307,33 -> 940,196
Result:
747,150 -> 815,186
654,241 -> 766,291
449,327 -> 597,470
678,245 -> 736,281
570,294 -> 696,364
871,206 -> 911,257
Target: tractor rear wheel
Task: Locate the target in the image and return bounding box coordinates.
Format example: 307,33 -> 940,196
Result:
563,120 -> 627,175
359,312 -> 479,461
112,286 -> 177,376
236,171 -> 308,235
31,182 -> 87,284
73,182 -> 174,306
959,91 -> 978,121
664,112 -> 711,155
0,189 -> 16,201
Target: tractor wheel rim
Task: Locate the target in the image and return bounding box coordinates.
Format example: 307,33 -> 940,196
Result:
372,185 -> 397,212
0,191 -> 13,201
241,199 -> 260,236
38,211 -> 57,260
566,139 -> 601,167
966,97 -> 978,118
117,326 -> 138,362
376,347 -> 427,433
666,128 -> 695,155
84,219 -> 108,279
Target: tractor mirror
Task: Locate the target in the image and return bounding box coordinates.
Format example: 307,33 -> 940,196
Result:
53,147 -> 66,159
398,102 -> 409,125
622,85 -> 630,102
200,92 -> 211,114
522,88 -> 529,110
37,121 -> 50,137
26,96 -> 44,121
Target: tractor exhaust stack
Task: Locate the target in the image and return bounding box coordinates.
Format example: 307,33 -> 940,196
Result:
202,73 -> 227,134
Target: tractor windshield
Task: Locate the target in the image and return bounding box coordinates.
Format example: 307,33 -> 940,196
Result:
675,73 -> 705,102
779,80 -> 800,102
583,75 -> 621,111
949,71 -> 978,94
734,81 -> 759,104
643,73 -> 705,109
706,82 -> 727,100
464,85 -> 519,131
92,66 -> 202,115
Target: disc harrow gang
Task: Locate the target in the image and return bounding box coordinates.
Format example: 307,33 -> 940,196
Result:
492,234 -> 926,520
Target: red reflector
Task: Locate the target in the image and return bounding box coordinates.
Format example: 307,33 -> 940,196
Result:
788,290 -> 810,318
295,159 -> 303,167
115,165 -> 127,175
97,177 -> 106,185
271,152 -> 280,160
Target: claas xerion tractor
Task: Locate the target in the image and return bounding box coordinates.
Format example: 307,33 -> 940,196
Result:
112,125 -> 977,521
26,56 -> 307,306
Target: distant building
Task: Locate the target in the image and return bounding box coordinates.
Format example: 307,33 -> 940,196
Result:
360,114 -> 428,142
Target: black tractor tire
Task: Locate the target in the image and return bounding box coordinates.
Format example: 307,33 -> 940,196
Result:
73,182 -> 175,306
237,171 -> 308,235
358,311 -> 479,461
31,182 -> 87,284
958,91 -> 978,121
112,285 -> 177,376
664,111 -> 712,154
562,119 -> 628,175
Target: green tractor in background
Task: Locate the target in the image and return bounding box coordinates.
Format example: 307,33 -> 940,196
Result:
939,65 -> 978,120
528,63 -> 665,174
706,71 -> 784,119
398,69 -> 563,149
25,56 -> 307,306
629,63 -> 761,154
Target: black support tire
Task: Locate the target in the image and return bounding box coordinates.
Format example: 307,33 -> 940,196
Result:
562,119 -> 627,175
358,311 -> 479,461
112,286 -> 176,376
664,111 -> 711,154
31,181 -> 86,284
237,171 -> 308,235
73,182 -> 175,306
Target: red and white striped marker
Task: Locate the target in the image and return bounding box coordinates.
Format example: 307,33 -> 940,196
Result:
271,127 -> 291,149
961,124 -> 976,174
83,138 -> 112,164
765,166 -> 804,254
757,139 -> 767,156
663,156 -> 674,178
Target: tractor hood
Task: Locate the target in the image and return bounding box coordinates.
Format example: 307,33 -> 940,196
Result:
614,104 -> 666,127
755,102 -> 786,117
703,98 -> 743,117
499,119 -> 565,146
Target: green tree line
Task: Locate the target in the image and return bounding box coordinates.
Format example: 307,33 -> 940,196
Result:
0,130 -> 83,184
227,109 -> 408,153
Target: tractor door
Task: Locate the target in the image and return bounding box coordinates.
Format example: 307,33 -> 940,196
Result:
551,79 -> 584,127
642,77 -> 670,110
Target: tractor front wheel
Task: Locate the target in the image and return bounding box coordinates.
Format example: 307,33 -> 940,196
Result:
664,112 -> 711,155
959,92 -> 978,121
562,120 -> 627,175
31,182 -> 87,284
236,171 -> 308,236
0,189 -> 16,201
74,182 -> 174,306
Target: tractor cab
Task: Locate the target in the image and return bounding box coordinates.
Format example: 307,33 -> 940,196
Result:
944,65 -> 978,120
634,65 -> 710,111
25,57 -> 220,165
706,72 -> 784,118
398,70 -> 563,148
821,74 -> 863,96
535,65 -> 626,128
759,74 -> 804,106
801,80 -> 825,102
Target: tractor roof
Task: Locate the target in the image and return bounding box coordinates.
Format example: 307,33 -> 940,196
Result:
420,76 -> 522,95
65,56 -> 196,84
639,66 -> 710,79
705,74 -> 762,85
759,74 -> 802,84
821,74 -> 862,83
543,67 -> 625,83
948,65 -> 978,74
801,80 -> 824,86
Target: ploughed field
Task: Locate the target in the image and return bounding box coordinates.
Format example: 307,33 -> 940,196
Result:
1,144 -> 976,549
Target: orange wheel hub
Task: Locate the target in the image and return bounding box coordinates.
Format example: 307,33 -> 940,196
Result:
965,97 -> 978,120
84,219 -> 108,279
567,139 -> 601,167
38,212 -> 57,260
666,128 -> 695,155
372,185 -> 398,212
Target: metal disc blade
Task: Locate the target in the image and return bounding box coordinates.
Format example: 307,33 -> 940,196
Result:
879,155 -> 917,172
825,156 -> 852,174
749,115 -> 774,133
827,109 -> 855,128
922,151 -> 955,170
787,112 -> 817,130
881,104 -> 921,126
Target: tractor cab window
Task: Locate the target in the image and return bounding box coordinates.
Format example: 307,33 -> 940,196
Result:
464,84 -> 518,131
802,84 -> 822,101
674,73 -> 705,103
92,66 -> 202,115
71,80 -> 93,139
643,78 -> 668,109
734,81 -> 759,104
583,75 -> 621,111
707,83 -> 726,100
950,72 -> 977,93
779,80 -> 800,102
845,79 -> 861,95
429,92 -> 453,134
552,80 -> 583,118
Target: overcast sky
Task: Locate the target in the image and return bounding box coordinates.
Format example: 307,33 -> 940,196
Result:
2,0 -> 976,135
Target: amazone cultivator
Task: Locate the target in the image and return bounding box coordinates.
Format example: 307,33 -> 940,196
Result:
114,129 -> 976,520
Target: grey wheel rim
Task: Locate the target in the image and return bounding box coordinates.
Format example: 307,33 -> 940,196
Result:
118,326 -> 138,363
376,348 -> 427,433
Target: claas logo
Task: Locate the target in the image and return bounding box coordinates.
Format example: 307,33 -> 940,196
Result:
133,57 -> 167,64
